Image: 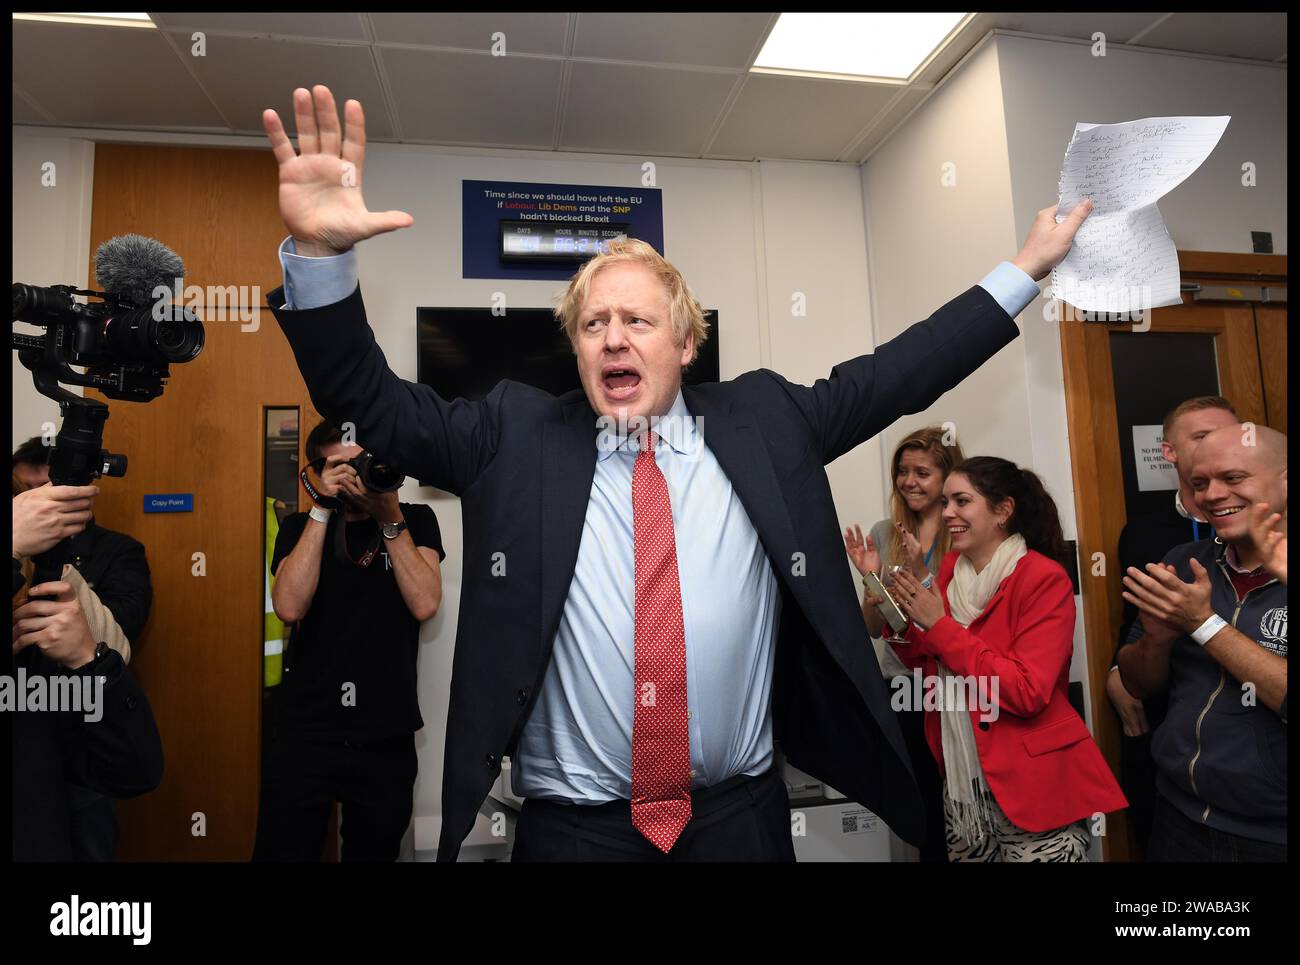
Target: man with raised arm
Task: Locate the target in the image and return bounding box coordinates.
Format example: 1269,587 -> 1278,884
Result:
262,84 -> 1091,862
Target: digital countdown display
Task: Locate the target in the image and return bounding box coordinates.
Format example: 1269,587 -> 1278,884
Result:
498,220 -> 633,264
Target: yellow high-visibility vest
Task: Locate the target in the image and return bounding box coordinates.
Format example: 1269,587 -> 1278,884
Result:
264,497 -> 286,688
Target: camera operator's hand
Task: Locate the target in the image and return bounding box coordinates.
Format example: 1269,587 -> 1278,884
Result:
338,471 -> 401,523
12,580 -> 98,669
316,453 -> 359,502
261,85 -> 413,257
12,483 -> 99,558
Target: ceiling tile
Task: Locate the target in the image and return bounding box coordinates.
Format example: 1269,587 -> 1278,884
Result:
710,73 -> 898,161
185,36 -> 394,137
561,61 -> 738,156
370,12 -> 569,54
984,12 -> 1171,45
11,21 -> 226,128
151,12 -> 369,42
1136,12 -> 1287,62
380,47 -> 561,146
572,12 -> 775,68
10,12 -> 1285,162
845,87 -> 932,162
13,88 -> 50,124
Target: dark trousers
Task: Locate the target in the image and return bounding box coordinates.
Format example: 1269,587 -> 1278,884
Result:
898,706 -> 947,862
67,785 -> 119,862
1119,730 -> 1159,856
511,767 -> 796,862
252,726 -> 417,862
1147,793 -> 1286,862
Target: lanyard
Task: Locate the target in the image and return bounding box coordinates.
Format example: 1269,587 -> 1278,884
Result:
923,542 -> 936,569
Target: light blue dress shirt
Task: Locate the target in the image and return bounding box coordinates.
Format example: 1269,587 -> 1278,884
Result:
277,237 -> 1042,802
512,391 -> 783,799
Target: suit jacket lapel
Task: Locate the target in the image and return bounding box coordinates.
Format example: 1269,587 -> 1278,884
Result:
538,399 -> 599,656
682,387 -> 808,609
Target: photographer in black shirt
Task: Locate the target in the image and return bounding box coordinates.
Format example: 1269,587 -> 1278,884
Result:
253,420 -> 444,861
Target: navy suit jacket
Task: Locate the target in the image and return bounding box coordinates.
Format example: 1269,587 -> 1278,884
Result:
269,282 -> 1019,860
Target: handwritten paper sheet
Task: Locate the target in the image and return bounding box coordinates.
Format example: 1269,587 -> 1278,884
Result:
1051,116 -> 1231,315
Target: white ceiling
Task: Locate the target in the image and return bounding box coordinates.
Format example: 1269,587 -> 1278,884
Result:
11,12 -> 1288,163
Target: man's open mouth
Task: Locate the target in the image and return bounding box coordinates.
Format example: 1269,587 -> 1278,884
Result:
602,366 -> 642,396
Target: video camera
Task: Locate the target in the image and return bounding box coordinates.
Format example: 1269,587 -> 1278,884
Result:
12,280 -> 203,402
12,234 -> 204,590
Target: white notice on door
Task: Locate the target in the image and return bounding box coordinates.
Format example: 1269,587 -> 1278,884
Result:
1132,424 -> 1178,492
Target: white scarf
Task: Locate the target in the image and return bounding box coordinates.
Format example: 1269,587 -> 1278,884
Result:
938,533 -> 1026,848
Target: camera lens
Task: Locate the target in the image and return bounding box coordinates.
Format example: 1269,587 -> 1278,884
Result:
102,305 -> 204,364
367,464 -> 402,491
12,283 -> 74,325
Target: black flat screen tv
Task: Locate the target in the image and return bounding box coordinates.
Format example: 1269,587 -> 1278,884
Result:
416,307 -> 720,402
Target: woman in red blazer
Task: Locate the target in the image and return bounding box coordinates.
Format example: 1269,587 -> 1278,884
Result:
890,456 -> 1126,861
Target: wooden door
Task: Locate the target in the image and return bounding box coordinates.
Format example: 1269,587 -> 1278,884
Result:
85,143 -> 322,860
1060,251 -> 1287,861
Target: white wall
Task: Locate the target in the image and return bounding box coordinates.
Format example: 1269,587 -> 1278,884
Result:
998,33 -> 1288,258
862,36 -> 1028,458
12,134 -> 95,445
755,159 -> 887,563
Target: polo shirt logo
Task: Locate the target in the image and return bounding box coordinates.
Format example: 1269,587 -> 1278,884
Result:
1258,607 -> 1287,655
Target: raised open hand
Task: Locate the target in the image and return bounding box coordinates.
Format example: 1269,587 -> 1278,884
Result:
844,524 -> 881,578
261,86 -> 413,256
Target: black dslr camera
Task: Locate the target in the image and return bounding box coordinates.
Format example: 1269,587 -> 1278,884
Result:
300,451 -> 404,510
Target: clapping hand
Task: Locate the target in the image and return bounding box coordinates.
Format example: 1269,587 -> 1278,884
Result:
1122,560 -> 1213,635
892,567 -> 945,631
1245,502 -> 1287,585
895,522 -> 929,578
844,524 -> 881,577
844,525 -> 886,606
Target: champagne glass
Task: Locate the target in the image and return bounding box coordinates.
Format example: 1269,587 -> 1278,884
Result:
881,564 -> 910,645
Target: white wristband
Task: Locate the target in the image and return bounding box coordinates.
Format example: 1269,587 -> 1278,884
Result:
1191,614 -> 1228,646
309,506 -> 333,524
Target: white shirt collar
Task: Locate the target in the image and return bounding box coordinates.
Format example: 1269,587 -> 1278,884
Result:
1174,488 -> 1207,523
595,390 -> 699,461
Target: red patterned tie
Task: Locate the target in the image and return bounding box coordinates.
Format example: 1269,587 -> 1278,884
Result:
631,431 -> 692,853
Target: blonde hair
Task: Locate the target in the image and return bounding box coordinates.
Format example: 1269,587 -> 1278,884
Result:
1162,395 -> 1236,440
888,427 -> 965,568
553,238 -> 710,366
